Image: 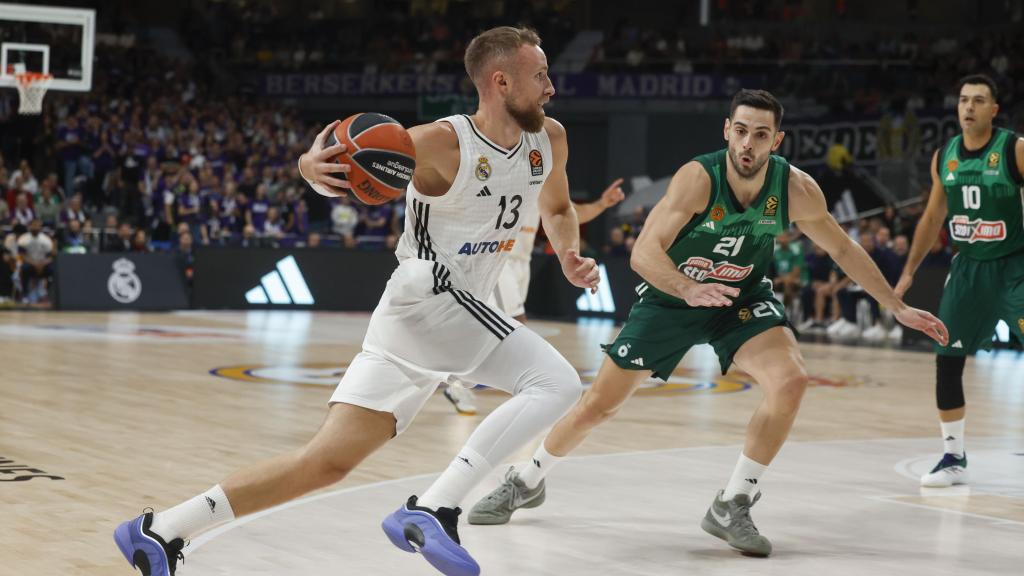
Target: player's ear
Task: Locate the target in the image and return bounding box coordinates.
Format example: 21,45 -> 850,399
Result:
723,118 -> 731,142
490,70 -> 508,94
772,130 -> 785,151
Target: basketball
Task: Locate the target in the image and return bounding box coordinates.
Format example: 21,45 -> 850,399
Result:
325,112 -> 416,205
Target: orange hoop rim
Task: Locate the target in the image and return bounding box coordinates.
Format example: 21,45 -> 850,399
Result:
14,71 -> 53,86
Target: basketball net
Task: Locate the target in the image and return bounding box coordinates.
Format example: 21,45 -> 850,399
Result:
14,72 -> 53,115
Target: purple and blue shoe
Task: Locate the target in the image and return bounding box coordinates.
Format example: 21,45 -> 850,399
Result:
113,511 -> 185,575
382,495 -> 481,576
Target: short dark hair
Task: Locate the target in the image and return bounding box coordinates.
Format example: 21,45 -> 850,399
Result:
729,89 -> 784,130
956,74 -> 998,102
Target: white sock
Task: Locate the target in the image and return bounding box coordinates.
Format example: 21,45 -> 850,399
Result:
941,419 -> 965,458
722,453 -> 768,500
150,485 -> 236,541
418,447 -> 492,510
517,441 -> 563,489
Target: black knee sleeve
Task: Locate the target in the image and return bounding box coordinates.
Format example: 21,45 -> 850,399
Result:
936,355 -> 966,411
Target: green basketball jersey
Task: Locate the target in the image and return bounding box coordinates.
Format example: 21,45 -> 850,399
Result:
638,149 -> 791,306
938,127 -> 1024,260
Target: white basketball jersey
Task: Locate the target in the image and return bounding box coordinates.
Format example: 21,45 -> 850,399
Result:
395,114 -> 553,297
508,210 -> 540,262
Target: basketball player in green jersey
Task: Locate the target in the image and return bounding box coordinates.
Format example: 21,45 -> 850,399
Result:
895,74 -> 1024,488
469,89 -> 948,556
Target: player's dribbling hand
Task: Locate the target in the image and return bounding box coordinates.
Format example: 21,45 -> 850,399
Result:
562,249 -> 600,293
298,120 -> 352,197
679,281 -> 739,307
894,306 -> 949,346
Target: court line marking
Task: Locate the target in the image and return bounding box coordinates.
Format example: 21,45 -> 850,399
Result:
865,494 -> 1024,528
188,436 -> 1019,553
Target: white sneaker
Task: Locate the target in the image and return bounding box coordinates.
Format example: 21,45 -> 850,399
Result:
828,319 -> 861,339
887,325 -> 903,343
838,320 -> 862,339
826,319 -> 846,335
797,318 -> 817,332
443,381 -> 478,415
862,324 -> 887,342
920,453 -> 969,487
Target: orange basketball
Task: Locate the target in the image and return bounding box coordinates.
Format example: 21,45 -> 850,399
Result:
325,113 -> 416,205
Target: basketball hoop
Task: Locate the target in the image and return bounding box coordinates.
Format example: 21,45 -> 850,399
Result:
14,72 -> 52,115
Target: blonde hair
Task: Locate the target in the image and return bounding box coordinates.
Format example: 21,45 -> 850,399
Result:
464,26 -> 541,85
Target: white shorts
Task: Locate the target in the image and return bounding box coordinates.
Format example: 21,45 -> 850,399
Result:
330,258 -> 522,433
490,257 -> 531,318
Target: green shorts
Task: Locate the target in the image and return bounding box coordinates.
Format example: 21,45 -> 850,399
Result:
936,251 -> 1024,356
603,282 -> 792,379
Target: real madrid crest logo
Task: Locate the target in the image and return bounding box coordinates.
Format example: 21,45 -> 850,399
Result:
475,155 -> 491,181
108,257 -> 142,304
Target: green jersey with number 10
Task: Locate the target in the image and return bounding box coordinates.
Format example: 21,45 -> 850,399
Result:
638,149 -> 790,307
938,127 -> 1024,261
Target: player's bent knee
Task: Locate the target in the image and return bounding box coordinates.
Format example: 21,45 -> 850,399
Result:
549,356 -> 583,409
766,371 -> 809,404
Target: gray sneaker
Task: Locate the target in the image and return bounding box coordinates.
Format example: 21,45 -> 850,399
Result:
468,467 -> 546,525
700,490 -> 772,556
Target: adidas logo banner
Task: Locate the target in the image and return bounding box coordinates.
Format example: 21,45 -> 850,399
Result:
245,255 -> 315,305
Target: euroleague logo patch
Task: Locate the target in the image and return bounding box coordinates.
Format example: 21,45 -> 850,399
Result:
763,195 -> 779,217
529,149 -> 544,176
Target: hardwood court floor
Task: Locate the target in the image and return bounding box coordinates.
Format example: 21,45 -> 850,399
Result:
0,311 -> 1021,575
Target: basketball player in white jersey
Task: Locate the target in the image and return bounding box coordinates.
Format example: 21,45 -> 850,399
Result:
114,26 -> 597,576
444,178 -> 626,414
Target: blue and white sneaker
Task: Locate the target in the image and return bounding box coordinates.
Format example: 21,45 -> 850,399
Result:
113,511 -> 186,575
382,495 -> 480,576
920,453 -> 969,487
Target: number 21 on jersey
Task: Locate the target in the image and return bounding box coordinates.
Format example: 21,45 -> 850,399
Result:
713,236 -> 745,257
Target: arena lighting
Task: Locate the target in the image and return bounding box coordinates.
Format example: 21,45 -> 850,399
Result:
576,264 -> 616,314
245,256 -> 314,305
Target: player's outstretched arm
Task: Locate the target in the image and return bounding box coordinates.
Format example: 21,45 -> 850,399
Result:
791,167 -> 948,345
895,151 -> 948,297
539,118 -> 600,291
631,162 -> 739,307
573,177 -> 626,224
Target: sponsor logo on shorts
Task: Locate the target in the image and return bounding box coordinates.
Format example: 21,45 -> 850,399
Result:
738,308 -> 752,322
679,256 -> 753,282
458,239 -> 517,255
529,149 -> 544,176
763,195 -> 779,217
617,343 -> 631,357
948,215 -> 1007,243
